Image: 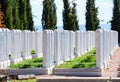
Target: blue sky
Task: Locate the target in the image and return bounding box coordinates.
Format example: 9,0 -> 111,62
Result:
30,0 -> 113,27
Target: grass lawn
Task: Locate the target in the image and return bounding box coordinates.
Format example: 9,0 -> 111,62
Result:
10,79 -> 37,82
9,58 -> 43,68
55,48 -> 96,68
9,49 -> 96,69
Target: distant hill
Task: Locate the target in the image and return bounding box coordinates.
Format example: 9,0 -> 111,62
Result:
34,24 -> 111,31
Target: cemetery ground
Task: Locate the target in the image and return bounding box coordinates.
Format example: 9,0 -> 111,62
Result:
37,47 -> 120,82
55,48 -> 96,68
8,48 -> 96,69
9,58 -> 43,69
4,47 -> 120,82
0,49 -> 96,81
1,47 -> 120,82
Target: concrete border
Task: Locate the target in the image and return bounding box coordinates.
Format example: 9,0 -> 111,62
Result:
53,68 -> 102,77
0,68 -> 50,75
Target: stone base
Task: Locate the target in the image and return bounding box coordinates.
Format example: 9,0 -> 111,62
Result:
37,53 -> 43,58
0,60 -> 10,69
53,68 -> 102,77
0,68 -> 50,75
10,58 -> 23,64
24,56 -> 32,60
0,62 -> 4,69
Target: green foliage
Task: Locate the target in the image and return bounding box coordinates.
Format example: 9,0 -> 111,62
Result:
0,0 -> 34,30
55,48 -> 96,68
12,0 -> 20,29
9,58 -> 43,69
62,0 -> 71,30
42,0 -> 57,30
26,0 -> 34,31
10,79 -> 36,82
70,2 -> 79,31
85,0 -> 100,31
1,0 -> 14,29
18,0 -> 25,30
23,0 -> 28,30
62,0 -> 79,31
30,49 -> 36,55
111,0 -> 120,42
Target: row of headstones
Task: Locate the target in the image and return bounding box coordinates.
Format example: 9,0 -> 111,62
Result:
0,29 -> 43,69
96,29 -> 118,69
75,31 -> 95,56
0,29 -> 118,69
43,30 -> 95,68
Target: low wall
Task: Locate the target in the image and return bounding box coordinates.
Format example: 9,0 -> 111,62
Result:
0,68 -> 50,75
53,68 -> 102,77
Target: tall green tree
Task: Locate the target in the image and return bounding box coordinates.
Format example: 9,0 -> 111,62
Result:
12,0 -> 20,29
42,0 -> 57,30
1,0 -> 14,29
26,0 -> 34,31
1,0 -> 34,30
69,1 -> 79,31
62,0 -> 71,30
62,0 -> 79,31
18,0 -> 28,30
18,0 -> 24,30
111,0 -> 120,42
22,0 -> 28,30
51,0 -> 57,30
85,0 -> 100,31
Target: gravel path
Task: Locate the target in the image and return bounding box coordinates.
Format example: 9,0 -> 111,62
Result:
103,47 -> 120,77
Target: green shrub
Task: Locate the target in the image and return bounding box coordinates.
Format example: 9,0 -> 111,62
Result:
84,62 -> 96,68
32,58 -> 43,62
9,58 -> 43,69
30,49 -> 36,55
72,63 -> 85,68
55,48 -> 96,68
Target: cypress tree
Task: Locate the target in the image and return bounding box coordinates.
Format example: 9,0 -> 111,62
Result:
62,0 -> 71,30
70,1 -> 79,31
42,0 -> 57,30
111,0 -> 120,42
0,2 -> 6,28
85,0 -> 100,31
51,0 -> 57,30
23,0 -> 28,30
18,0 -> 27,30
63,0 -> 79,31
12,0 -> 20,29
26,0 -> 34,31
1,0 -> 14,29
18,0 -> 24,30
1,0 -> 34,30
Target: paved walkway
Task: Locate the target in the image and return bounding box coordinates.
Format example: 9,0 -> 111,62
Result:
103,47 -> 120,77
36,75 -> 120,82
